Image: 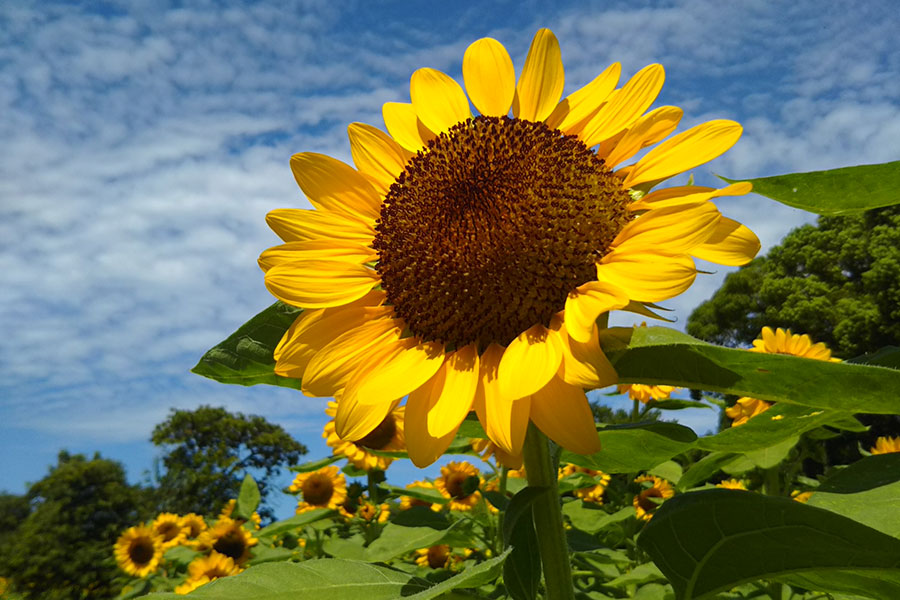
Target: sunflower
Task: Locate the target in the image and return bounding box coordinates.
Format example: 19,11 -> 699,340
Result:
399,480 -> 444,511
180,513 -> 207,542
414,544 -> 457,569
559,463 -> 611,503
435,461 -> 484,511
324,400 -> 405,471
633,475 -> 675,521
792,490 -> 814,503
357,501 -> 391,523
114,524 -> 164,577
261,28 -> 759,466
871,436 -> 900,455
470,438 -> 524,469
175,577 -> 210,595
289,466 -> 348,514
617,383 -> 677,403
715,478 -> 747,490
150,512 -> 186,549
195,517 -> 258,564
728,327 -> 838,427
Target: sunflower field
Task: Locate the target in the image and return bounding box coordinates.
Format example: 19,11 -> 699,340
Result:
106,28 -> 900,600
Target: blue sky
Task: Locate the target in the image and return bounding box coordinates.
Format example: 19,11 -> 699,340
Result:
2,0 -> 899,518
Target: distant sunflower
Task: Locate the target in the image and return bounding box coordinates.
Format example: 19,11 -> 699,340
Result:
260,28 -> 759,467
323,400 -> 404,471
871,436 -> 900,455
617,383 -> 677,403
415,544 -> 456,569
792,490 -> 814,503
289,466 -> 348,514
195,517 -> 258,564
725,396 -> 773,427
399,480 -> 444,512
559,463 -> 611,503
470,438 -> 523,469
435,461 -> 483,511
633,475 -> 674,521
175,577 -> 210,595
218,499 -> 261,529
152,512 -> 186,549
114,524 -> 164,578
180,513 -> 207,543
715,479 -> 747,490
357,501 -> 391,523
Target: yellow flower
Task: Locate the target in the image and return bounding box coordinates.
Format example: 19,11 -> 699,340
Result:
470,438 -> 523,469
617,383 -> 677,403
507,468 -> 527,479
179,513 -> 207,542
175,576 -> 210,595
357,501 -> 391,523
435,461 -> 483,511
261,29 -> 759,466
792,490 -> 814,503
324,400 -> 405,471
414,544 -> 457,569
633,475 -> 675,521
195,517 -> 258,564
151,512 -> 186,549
871,436 -> 900,455
289,466 -> 348,514
114,524 -> 164,577
399,480 -> 443,512
725,397 -> 773,427
559,463 -> 611,503
218,499 -> 261,528
716,479 -> 747,490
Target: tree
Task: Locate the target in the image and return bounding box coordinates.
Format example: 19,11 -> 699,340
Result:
151,405 -> 307,521
0,451 -> 151,600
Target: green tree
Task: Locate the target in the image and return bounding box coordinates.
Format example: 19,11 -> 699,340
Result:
151,405 -> 307,521
0,451 -> 150,600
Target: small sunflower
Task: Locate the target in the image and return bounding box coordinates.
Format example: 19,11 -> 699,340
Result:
617,383 -> 677,403
189,551 -> 242,580
559,463 -> 611,503
260,28 -> 759,467
792,490 -> 814,503
114,524 -> 164,577
633,475 -> 674,521
871,436 -> 900,455
151,512 -> 187,549
180,513 -> 207,543
399,480 -> 444,511
470,438 -> 523,469
195,517 -> 258,564
357,501 -> 391,523
435,461 -> 483,511
715,479 -> 747,490
324,400 -> 405,471
414,544 -> 458,569
725,396 -> 773,427
289,466 -> 348,513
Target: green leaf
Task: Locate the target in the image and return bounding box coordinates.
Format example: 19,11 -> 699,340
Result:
322,535 -> 368,561
600,326 -> 900,415
234,474 -> 261,520
562,503 -> 634,534
648,460 -> 683,485
638,489 -> 900,600
256,509 -> 336,540
162,545 -> 199,568
365,522 -> 455,562
846,346 -> 900,369
389,506 -> 452,529
502,487 -> 544,600
290,455 -> 341,473
677,452 -> 739,491
383,485 -> 448,506
564,422 -> 696,474
719,160 -> 900,215
191,301 -> 301,389
647,400 -> 712,411
248,546 -> 300,565
606,563 -> 666,588
402,550 -> 510,599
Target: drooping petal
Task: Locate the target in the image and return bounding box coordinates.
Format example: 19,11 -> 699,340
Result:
600,106 -> 683,168
545,62 -> 621,133
334,392 -> 399,442
580,64 -> 665,147
463,37 -> 515,117
623,120 -> 743,188
410,68 -> 471,134
531,376 -> 601,455
290,153 -> 382,220
556,322 -> 619,390
611,202 -> 721,255
474,344 -> 529,456
265,259 -> 379,309
258,240 -> 376,272
383,102 -> 436,153
265,208 -> 375,244
405,373 -> 460,468
497,323 -> 563,400
564,281 -> 630,343
513,28 -> 564,122
426,344 -> 480,439
691,217 -> 761,266
595,252 -> 697,302
347,122 -> 413,196
629,182 -> 752,212
348,336 -> 446,406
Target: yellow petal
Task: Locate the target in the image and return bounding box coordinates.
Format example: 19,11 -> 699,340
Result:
612,202 -> 721,255
624,120 -> 743,188
463,37 -> 515,117
335,392 -> 398,442
545,62 -> 621,133
564,281 -> 630,343
580,64 -> 665,147
258,240 -> 376,272
513,28 -> 564,122
348,336 -> 445,406
265,208 -> 375,244
410,68 -> 471,134
382,102 -> 436,153
265,259 -> 379,309
347,122 -> 412,196
692,217 -> 761,266
595,252 -> 697,302
556,322 -> 619,389
629,182 -> 752,212
531,376 -> 601,455
474,344 -> 529,455
498,323 -> 563,400
405,374 -> 460,468
427,344 -> 480,439
601,106 -> 683,168
290,153 -> 382,220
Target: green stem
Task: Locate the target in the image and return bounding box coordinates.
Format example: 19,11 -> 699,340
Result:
631,399 -> 641,422
367,470 -> 380,503
522,424 -> 575,600
763,467 -> 780,497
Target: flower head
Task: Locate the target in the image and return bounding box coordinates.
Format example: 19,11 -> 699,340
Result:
289,466 -> 348,514
323,400 -> 404,471
414,544 -> 458,569
871,436 -> 900,455
633,475 -> 674,521
180,513 -> 208,541
435,461 -> 483,511
263,29 -> 759,466
715,478 -> 747,490
617,383 -> 677,404
195,517 -> 258,564
559,463 -> 611,503
151,512 -> 187,549
114,524 -> 164,577
725,396 -> 773,427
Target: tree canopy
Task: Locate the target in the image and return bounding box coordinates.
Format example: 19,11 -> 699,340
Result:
151,405 -> 307,521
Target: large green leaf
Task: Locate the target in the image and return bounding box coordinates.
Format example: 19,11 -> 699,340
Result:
191,301 -> 301,389
256,508 -> 336,541
364,522 -> 456,562
563,422 -> 696,474
502,487 -> 544,600
638,489 -> 900,600
403,550 -> 510,599
720,160 -> 900,215
601,327 -> 900,414
562,504 -> 634,534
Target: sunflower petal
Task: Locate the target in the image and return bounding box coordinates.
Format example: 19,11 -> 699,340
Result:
463,37 -> 515,117
531,376 -> 601,455
334,392 -> 398,442
265,259 -> 379,309
545,62 -> 621,133
498,323 -> 563,400
405,373 -> 459,467
556,322 -> 619,389
410,68 -> 471,134
383,102 -> 436,153
513,28 -> 564,122
612,202 -> 721,255
629,182 -> 752,212
595,252 -> 697,302
290,153 -> 382,220
692,217 -> 761,266
564,281 -> 630,343
266,208 -> 375,244
347,122 -> 412,196
473,344 -> 528,455
350,337 -> 446,406
581,64 -> 665,147
258,240 -> 376,272
624,120 -> 743,188
601,105 -> 683,168
427,344 -> 480,439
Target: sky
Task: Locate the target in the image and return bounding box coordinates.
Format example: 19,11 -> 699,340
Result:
2,0 -> 899,518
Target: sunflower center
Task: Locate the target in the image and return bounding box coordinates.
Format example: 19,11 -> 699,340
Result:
357,414 -> 397,450
374,115 -> 632,349
427,545 -> 451,569
302,475 -> 335,505
213,530 -> 247,561
130,539 -> 155,565
446,473 -> 472,499
637,488 -> 663,512
157,521 -> 180,542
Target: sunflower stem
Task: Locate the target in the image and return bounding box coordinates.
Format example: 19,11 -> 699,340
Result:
522,424 -> 575,600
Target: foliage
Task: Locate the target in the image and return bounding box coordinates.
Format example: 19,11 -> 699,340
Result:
151,406 -> 308,522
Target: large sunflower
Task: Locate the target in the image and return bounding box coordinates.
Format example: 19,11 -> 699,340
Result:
288,466 -> 348,513
323,400 -> 405,471
262,29 -> 760,466
114,524 -> 164,578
